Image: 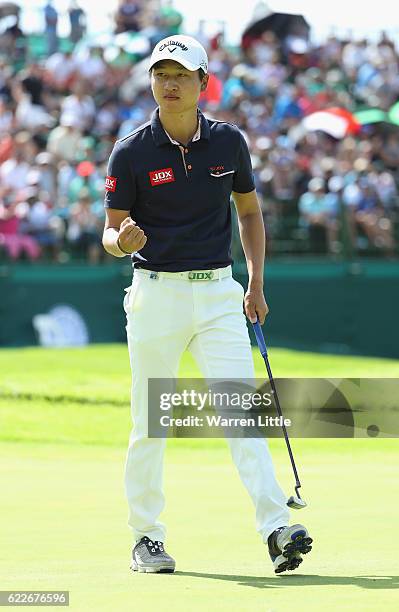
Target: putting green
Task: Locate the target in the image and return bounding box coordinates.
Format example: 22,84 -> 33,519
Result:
0,345 -> 398,610
0,440 -> 398,611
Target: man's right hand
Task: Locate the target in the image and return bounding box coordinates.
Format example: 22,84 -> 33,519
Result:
118,217 -> 147,253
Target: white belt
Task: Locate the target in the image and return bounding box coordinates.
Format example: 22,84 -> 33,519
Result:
134,265 -> 232,281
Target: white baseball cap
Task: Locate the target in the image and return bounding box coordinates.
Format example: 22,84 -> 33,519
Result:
149,35 -> 208,73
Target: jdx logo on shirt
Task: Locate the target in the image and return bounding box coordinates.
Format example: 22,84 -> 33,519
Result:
105,176 -> 117,192
149,167 -> 175,186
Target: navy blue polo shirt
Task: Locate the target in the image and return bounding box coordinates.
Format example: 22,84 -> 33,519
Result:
104,108 -> 255,271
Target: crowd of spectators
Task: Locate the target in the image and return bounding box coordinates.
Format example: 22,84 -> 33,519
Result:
1,1 -> 399,263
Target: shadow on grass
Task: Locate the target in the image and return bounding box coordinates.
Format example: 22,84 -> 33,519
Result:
174,572 -> 399,589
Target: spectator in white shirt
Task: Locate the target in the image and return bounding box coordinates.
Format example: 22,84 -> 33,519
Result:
47,113 -> 83,162
45,48 -> 77,91
60,79 -> 96,132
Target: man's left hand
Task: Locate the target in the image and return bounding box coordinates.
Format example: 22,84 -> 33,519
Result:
244,284 -> 269,324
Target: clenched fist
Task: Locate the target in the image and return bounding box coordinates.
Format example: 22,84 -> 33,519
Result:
118,217 -> 147,253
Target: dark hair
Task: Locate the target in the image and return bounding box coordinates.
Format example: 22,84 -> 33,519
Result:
151,61 -> 206,82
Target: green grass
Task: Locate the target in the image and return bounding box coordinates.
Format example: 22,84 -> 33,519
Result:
1,344 -> 398,446
3,344 -> 399,404
0,345 -> 398,611
1,440 -> 398,611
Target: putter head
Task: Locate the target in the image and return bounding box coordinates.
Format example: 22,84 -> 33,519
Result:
287,495 -> 307,509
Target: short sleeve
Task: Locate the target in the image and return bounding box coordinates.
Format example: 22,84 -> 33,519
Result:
232,130 -> 255,194
104,141 -> 136,211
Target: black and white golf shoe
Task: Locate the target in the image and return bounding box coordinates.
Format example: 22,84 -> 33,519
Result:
130,536 -> 176,574
268,524 -> 313,574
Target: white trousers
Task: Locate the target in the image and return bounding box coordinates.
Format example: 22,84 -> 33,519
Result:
124,266 -> 290,545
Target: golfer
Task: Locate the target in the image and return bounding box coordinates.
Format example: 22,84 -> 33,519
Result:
102,35 -> 312,574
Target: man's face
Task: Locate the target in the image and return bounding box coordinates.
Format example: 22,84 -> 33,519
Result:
151,60 -> 208,113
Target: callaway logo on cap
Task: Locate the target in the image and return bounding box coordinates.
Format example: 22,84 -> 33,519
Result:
149,35 -> 208,73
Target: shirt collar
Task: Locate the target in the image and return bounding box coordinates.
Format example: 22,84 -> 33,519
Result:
151,107 -> 210,147
164,119 -> 201,145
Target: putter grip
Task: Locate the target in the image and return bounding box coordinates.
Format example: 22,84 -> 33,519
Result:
252,320 -> 268,357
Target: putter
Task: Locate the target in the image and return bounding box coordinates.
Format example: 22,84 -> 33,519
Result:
252,319 -> 307,510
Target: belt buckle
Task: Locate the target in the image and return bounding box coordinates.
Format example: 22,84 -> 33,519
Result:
188,270 -> 214,281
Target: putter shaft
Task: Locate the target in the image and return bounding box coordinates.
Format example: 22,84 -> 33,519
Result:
252,320 -> 306,507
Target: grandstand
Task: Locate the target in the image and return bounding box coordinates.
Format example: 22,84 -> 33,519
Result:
1,1 -> 399,263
